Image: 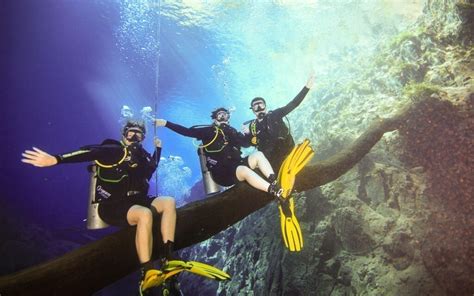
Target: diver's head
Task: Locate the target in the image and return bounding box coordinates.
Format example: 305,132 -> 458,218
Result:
122,120 -> 146,144
211,107 -> 230,125
250,97 -> 267,119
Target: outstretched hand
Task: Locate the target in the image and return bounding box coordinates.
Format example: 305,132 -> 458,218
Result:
21,147 -> 58,167
155,119 -> 167,127
305,71 -> 316,89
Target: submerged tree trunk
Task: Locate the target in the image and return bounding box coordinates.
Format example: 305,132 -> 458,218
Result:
0,102 -> 415,296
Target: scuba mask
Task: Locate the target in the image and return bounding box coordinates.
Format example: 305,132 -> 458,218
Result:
251,100 -> 267,119
251,101 -> 266,112
211,108 -> 230,123
216,111 -> 230,123
122,120 -> 146,143
124,128 -> 145,143
252,101 -> 266,119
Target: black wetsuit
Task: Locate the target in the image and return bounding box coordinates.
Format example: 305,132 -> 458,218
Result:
164,121 -> 250,187
245,86 -> 310,168
55,139 -> 160,226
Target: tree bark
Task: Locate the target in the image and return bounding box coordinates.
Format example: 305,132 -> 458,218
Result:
0,104 -> 411,296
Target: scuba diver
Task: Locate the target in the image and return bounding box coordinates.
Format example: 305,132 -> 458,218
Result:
243,73 -> 316,169
155,108 -> 315,252
21,120 -> 230,295
155,108 -> 282,198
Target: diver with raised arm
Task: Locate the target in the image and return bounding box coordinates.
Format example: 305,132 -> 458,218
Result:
243,73 -> 316,168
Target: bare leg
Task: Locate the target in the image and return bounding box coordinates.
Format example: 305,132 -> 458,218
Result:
127,205 -> 153,263
151,196 -> 176,243
247,151 -> 274,178
236,165 -> 271,192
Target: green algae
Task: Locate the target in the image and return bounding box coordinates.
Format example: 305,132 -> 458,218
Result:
403,82 -> 441,101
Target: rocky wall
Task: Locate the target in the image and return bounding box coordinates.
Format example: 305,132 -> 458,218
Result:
179,1 -> 473,295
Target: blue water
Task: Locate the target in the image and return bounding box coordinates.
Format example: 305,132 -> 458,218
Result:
1,0 -> 417,283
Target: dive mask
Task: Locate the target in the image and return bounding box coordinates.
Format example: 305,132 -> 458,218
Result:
251,101 -> 266,112
125,128 -> 145,142
216,110 -> 230,123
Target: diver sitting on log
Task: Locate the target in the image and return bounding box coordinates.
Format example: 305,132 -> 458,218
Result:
21,120 -> 230,295
155,108 -> 315,252
155,108 -> 283,198
243,72 -> 316,169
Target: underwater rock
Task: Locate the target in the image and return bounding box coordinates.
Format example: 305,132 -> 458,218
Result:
365,172 -> 387,207
322,257 -> 341,280
317,274 -> 338,295
337,265 -> 353,286
421,219 -> 474,295
382,230 -> 415,270
455,1 -> 474,44
300,187 -> 334,223
179,203 -> 284,296
399,91 -> 473,294
314,220 -> 339,262
331,207 -> 374,254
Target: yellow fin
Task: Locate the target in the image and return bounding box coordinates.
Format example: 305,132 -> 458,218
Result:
278,139 -> 315,198
278,197 -> 303,252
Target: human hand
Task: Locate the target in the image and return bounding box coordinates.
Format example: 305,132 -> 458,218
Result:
155,119 -> 167,127
305,71 -> 316,89
21,147 -> 58,167
154,137 -> 162,148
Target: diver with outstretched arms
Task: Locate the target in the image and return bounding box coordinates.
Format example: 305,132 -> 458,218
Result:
243,72 -> 316,168
155,108 -> 283,197
21,120 -> 231,295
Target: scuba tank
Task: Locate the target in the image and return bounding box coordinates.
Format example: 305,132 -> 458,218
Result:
197,147 -> 222,195
86,164 -> 109,230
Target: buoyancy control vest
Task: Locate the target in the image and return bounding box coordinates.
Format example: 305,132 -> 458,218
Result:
193,124 -> 243,170
249,111 -> 294,154
93,140 -> 154,202
193,124 -> 241,170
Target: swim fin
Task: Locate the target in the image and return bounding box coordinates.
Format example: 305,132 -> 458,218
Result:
275,139 -> 314,252
163,260 -> 231,281
277,139 -> 315,199
140,269 -> 172,294
140,260 -> 231,293
278,197 -> 303,252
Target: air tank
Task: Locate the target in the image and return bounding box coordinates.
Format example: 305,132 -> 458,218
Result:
86,165 -> 109,230
197,147 -> 222,195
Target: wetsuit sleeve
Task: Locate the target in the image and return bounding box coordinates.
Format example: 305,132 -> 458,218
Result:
272,86 -> 310,118
228,126 -> 252,148
145,146 -> 162,180
242,132 -> 254,147
55,144 -> 125,164
237,131 -> 252,148
165,121 -> 206,139
151,146 -> 162,167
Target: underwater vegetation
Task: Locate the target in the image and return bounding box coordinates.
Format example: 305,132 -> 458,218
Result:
403,82 -> 442,101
